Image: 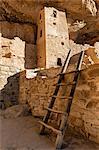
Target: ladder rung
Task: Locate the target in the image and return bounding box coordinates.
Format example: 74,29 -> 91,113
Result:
54,81 -> 76,86
31,94 -> 47,97
39,121 -> 61,134
52,95 -> 72,99
67,81 -> 76,85
58,68 -> 85,76
57,83 -> 66,86
45,107 -> 66,115
59,70 -> 79,76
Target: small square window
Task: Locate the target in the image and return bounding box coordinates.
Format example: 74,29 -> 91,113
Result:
53,22 -> 56,25
61,42 -> 64,45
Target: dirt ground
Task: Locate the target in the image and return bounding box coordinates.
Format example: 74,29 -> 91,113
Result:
0,111 -> 99,150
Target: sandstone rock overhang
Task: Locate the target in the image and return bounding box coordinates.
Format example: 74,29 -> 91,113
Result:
0,0 -> 99,45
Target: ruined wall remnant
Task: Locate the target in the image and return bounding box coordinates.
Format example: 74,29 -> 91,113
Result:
37,7 -> 69,68
19,64 -> 99,144
0,21 -> 37,106
0,34 -> 25,105
69,40 -> 99,65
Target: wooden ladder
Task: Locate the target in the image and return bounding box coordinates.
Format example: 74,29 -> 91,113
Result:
39,50 -> 84,149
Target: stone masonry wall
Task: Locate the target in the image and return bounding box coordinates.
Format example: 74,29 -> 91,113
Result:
0,35 -> 25,106
0,21 -> 36,106
45,7 -> 69,68
37,7 -> 69,68
19,64 -> 99,144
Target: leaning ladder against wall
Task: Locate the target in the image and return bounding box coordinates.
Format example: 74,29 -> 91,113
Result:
39,49 -> 84,149
38,10 -> 85,150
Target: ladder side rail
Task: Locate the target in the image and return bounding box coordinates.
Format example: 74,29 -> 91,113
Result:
40,49 -> 72,134
77,51 -> 84,71
61,49 -> 72,73
66,51 -> 84,114
55,51 -> 84,149
62,50 -> 72,73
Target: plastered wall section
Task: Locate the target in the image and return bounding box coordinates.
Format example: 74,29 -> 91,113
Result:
37,7 -> 69,68
37,9 -> 46,68
45,7 -> 69,68
19,63 -> 99,144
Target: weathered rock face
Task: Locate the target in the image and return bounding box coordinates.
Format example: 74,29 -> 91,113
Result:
0,0 -> 99,45
19,64 -> 99,144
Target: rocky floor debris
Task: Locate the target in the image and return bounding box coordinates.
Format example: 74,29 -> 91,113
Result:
0,111 -> 99,150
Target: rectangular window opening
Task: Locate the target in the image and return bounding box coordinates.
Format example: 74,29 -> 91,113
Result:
57,58 -> 62,66
53,10 -> 57,18
40,14 -> 41,19
40,30 -> 42,37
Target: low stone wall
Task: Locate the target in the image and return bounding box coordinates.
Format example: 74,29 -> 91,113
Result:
19,64 -> 99,144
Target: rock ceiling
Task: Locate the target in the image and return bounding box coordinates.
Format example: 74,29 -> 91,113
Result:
0,0 -> 99,45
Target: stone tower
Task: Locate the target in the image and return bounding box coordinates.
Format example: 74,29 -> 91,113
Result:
37,7 -> 69,68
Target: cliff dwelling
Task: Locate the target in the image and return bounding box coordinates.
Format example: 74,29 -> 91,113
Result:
0,0 -> 99,150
